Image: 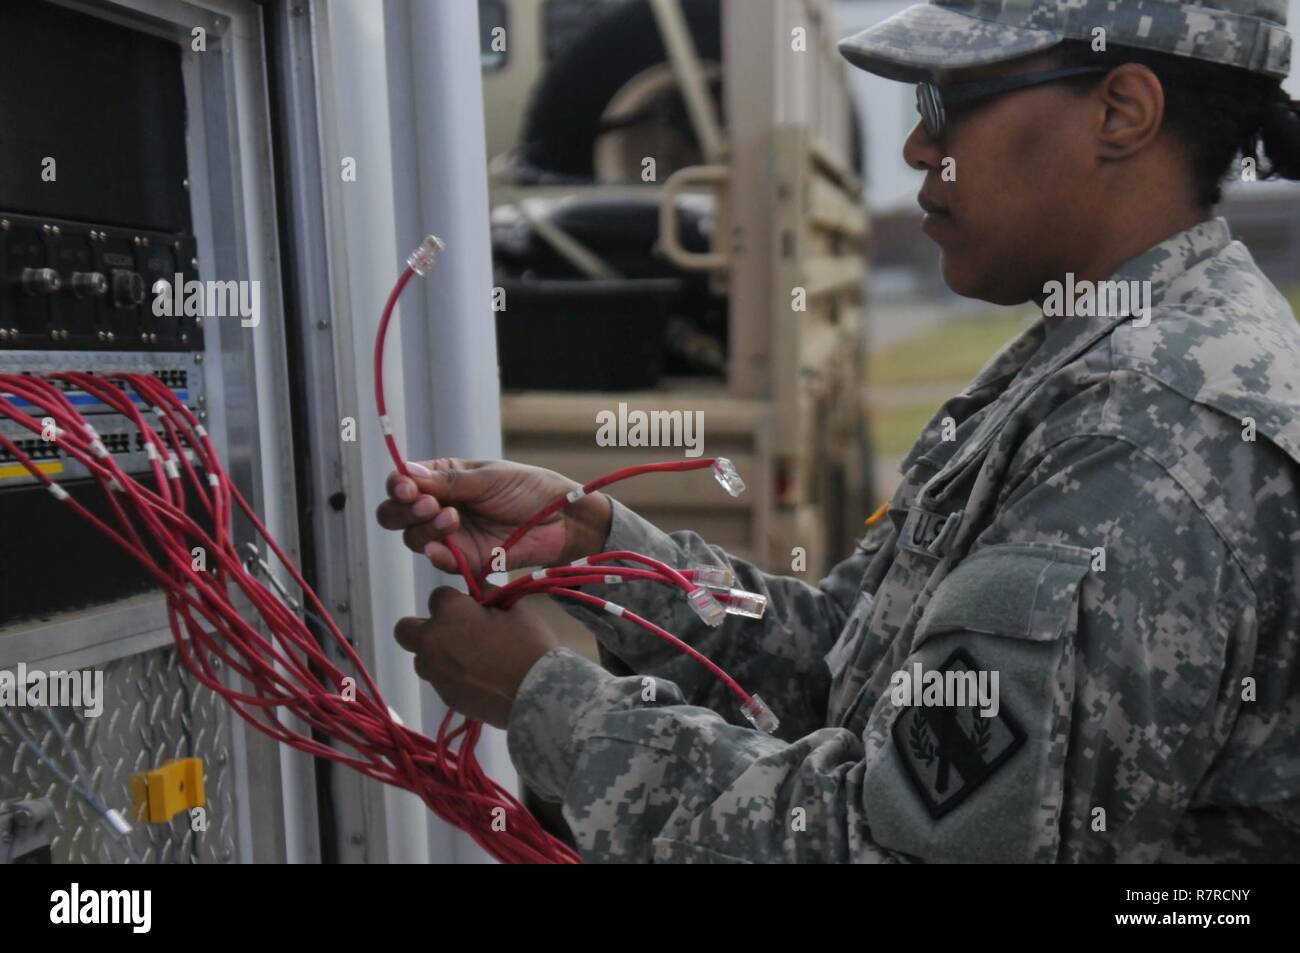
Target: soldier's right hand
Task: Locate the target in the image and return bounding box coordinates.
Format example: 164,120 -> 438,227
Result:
375,458 -> 612,576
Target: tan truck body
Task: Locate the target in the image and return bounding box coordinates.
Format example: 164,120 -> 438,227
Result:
484,0 -> 871,599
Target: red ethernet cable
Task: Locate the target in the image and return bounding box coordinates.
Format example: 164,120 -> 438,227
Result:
0,377 -> 568,863
0,234 -> 778,865
375,236 -> 778,734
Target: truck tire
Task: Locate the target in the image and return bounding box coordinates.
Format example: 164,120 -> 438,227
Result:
519,0 -> 723,178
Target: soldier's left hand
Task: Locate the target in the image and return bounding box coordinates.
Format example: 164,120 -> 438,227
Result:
394,587 -> 560,729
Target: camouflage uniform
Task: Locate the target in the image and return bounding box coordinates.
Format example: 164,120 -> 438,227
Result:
508,1 -> 1300,863
509,220 -> 1300,863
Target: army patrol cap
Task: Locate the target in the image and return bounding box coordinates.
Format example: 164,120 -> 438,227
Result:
838,0 -> 1293,82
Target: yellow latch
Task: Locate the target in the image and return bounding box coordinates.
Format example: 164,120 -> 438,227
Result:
130,757 -> 205,824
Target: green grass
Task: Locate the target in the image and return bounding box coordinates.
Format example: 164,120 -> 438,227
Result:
871,401 -> 946,458
867,310 -> 1031,389
867,309 -> 1032,459
869,291 -> 1300,463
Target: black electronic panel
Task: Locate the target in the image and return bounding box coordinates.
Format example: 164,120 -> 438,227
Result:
0,0 -> 191,233
0,212 -> 202,351
0,2 -> 210,625
0,477 -> 214,625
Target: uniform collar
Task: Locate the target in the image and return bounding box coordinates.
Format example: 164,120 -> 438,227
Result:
898,218 -> 1234,480
1015,217 -> 1233,382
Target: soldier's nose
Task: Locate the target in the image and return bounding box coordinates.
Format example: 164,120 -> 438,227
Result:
903,120 -> 942,171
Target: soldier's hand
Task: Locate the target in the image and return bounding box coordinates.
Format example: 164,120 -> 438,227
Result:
393,586 -> 560,729
375,458 -> 612,575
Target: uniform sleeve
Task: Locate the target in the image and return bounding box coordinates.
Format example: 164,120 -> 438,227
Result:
548,497 -> 887,739
508,648 -> 901,862
508,435 -> 1255,863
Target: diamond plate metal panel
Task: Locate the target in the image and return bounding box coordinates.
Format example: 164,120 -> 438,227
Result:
0,646 -> 238,863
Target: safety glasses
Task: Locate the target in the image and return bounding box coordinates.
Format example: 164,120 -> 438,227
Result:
915,66 -> 1110,139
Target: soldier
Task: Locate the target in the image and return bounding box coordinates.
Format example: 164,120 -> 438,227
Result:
377,0 -> 1300,862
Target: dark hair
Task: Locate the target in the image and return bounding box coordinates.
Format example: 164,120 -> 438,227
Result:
1055,39 -> 1300,207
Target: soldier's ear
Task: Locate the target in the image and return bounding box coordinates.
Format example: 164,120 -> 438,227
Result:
1095,63 -> 1165,158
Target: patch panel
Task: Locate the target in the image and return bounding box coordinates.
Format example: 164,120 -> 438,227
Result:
0,349 -> 209,624
0,377 -> 194,417
0,352 -> 201,406
154,369 -> 189,389
0,418 -> 193,484
0,435 -> 61,462
0,351 -> 205,488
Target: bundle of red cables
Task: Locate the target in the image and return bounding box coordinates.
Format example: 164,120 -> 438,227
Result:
0,235 -> 775,864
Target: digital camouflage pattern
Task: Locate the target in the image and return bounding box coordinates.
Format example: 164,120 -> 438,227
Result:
837,0 -> 1292,81
506,217 -> 1300,863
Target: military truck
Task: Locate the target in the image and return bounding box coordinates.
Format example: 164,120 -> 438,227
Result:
479,0 -> 872,592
